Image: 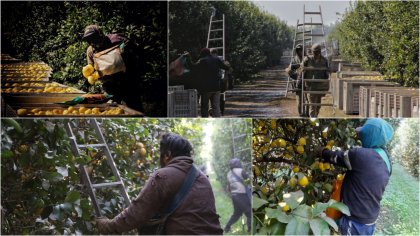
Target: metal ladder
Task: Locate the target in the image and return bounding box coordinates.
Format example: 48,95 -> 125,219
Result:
64,119 -> 131,217
206,7 -> 227,115
300,5 -> 334,116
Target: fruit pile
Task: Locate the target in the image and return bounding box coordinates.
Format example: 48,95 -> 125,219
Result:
16,106 -> 125,116
1,63 -> 51,71
82,65 -> 101,85
2,86 -> 81,94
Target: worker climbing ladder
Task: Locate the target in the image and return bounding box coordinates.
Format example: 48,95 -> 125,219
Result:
64,119 -> 131,217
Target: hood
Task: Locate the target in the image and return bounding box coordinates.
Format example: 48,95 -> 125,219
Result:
229,158 -> 242,169
358,118 -> 394,148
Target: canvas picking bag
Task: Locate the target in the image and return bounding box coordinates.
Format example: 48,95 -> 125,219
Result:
93,44 -> 126,76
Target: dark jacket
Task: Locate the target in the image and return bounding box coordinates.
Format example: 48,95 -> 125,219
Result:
321,118 -> 393,224
107,156 -> 223,234
194,55 -> 229,93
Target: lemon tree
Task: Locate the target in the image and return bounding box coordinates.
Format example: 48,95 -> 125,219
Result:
252,119 -> 366,235
1,118 -> 207,234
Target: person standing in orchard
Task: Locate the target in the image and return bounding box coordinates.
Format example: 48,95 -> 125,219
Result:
224,158 -> 252,233
285,44 -> 306,117
82,24 -> 143,111
301,43 -> 329,117
316,118 -> 394,235
96,133 -> 223,235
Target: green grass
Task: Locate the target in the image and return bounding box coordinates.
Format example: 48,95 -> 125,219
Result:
209,172 -> 249,235
376,163 -> 419,235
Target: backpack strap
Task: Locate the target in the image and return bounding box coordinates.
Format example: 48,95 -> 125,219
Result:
164,165 -> 198,214
230,169 -> 246,187
374,148 -> 392,175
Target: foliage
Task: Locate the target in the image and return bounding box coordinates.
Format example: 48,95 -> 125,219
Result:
169,1 -> 292,82
211,119 -> 252,192
252,119 -> 365,235
1,118 -> 208,234
1,1 -> 167,116
390,119 -> 419,178
329,1 -> 419,87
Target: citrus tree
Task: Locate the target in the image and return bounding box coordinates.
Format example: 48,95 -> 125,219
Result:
329,1 -> 419,87
252,119 -> 369,235
1,118 -> 207,234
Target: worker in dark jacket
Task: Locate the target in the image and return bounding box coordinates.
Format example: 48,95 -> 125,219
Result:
224,158 -> 251,233
82,24 -> 143,111
316,118 -> 394,235
194,48 -> 230,117
96,133 -> 223,235
286,44 -> 306,116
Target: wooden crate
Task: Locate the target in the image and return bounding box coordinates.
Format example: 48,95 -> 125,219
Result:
168,89 -> 198,117
337,70 -> 382,79
330,58 -> 348,72
8,103 -> 143,117
389,89 -> 419,117
359,85 -> 399,117
343,81 -> 398,115
333,76 -> 386,109
2,90 -> 86,104
338,62 -> 362,72
412,96 -> 419,118
369,87 -> 417,117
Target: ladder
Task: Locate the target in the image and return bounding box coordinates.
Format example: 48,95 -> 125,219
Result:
299,5 -> 334,116
206,7 -> 227,115
64,119 -> 131,217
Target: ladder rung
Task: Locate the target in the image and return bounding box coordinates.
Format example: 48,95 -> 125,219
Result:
233,134 -> 247,139
296,31 -> 312,34
305,34 -> 325,37
295,38 -> 312,41
210,29 -> 223,32
300,23 -> 323,26
234,148 -> 251,153
210,47 -> 224,50
212,20 -> 223,23
303,91 -> 331,94
303,67 -> 329,71
303,103 -> 334,106
305,11 -> 321,14
78,143 -> 107,149
92,181 -> 123,189
209,38 -> 223,41
302,79 -> 330,82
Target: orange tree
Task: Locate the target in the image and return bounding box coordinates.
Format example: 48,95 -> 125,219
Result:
252,119 -> 367,235
1,118 -> 206,234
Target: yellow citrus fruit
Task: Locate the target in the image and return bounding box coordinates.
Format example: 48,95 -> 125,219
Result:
337,174 -> 344,180
324,163 -> 331,170
82,64 -> 94,78
67,106 -> 75,112
289,177 -> 297,188
139,147 -> 147,157
287,125 -> 294,131
284,153 -> 292,159
254,166 -> 261,177
91,71 -> 100,80
319,162 -> 325,171
17,108 -> 28,116
322,131 -> 328,139
326,145 -> 332,150
277,138 -> 286,148
92,108 -> 101,114
84,109 -> 92,115
292,166 -> 300,173
87,76 -> 95,85
287,146 -> 294,153
298,176 -> 309,187
271,120 -> 277,129
261,186 -> 268,195
282,204 -> 290,212
297,137 -> 306,146
296,145 -> 304,154
327,140 -> 335,146
79,107 -> 87,114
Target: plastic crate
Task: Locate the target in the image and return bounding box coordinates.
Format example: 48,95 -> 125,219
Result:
168,85 -> 184,92
412,96 -> 419,118
389,89 -> 419,117
337,70 -> 382,79
359,85 -> 399,117
168,89 -> 198,117
343,81 -> 397,115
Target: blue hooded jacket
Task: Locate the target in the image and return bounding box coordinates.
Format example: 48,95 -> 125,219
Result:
322,118 -> 394,224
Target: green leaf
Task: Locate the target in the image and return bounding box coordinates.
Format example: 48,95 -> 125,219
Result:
312,202 -> 329,216
285,215 -> 309,235
270,221 -> 286,235
328,199 -> 350,216
56,166 -> 68,177
265,207 -> 290,223
2,119 -> 23,133
65,191 -> 80,203
283,190 -> 304,210
49,205 -> 64,221
253,196 -> 268,209
320,213 -> 339,232
1,150 -> 14,159
309,218 -> 330,235
292,204 -> 312,219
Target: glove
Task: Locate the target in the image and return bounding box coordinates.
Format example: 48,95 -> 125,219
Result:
96,217 -> 115,235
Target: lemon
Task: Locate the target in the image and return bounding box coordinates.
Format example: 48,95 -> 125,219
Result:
92,108 -> 101,114
84,109 -> 92,115
79,107 -> 87,113
67,106 -> 75,112
91,71 -> 100,80
87,76 -> 95,85
261,186 -> 268,195
277,138 -> 287,148
254,166 -> 261,177
319,162 -> 325,171
297,137 -> 306,146
298,176 -> 309,187
282,204 -> 290,212
289,177 -> 297,188
82,64 -> 95,78
286,146 -> 294,153
322,131 -> 328,139
17,109 -> 28,116
284,153 -> 292,159
326,145 -> 332,150
139,148 -> 147,157
327,140 -> 335,146
296,145 -> 304,154
324,163 -> 331,170
292,166 -> 300,173
271,120 -> 277,129
337,174 -> 344,181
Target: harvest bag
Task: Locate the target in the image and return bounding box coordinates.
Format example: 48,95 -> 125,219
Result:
93,43 -> 126,76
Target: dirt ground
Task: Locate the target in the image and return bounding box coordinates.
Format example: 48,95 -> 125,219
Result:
223,66 -> 359,118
